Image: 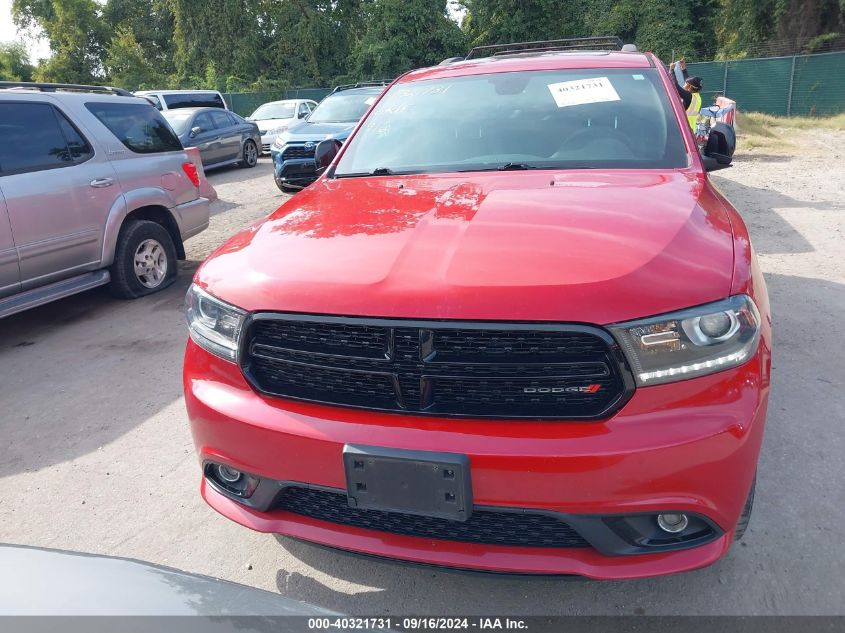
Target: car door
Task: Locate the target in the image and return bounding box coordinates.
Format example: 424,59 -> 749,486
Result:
0,100 -> 122,290
209,110 -> 241,162
0,188 -> 20,299
190,111 -> 223,166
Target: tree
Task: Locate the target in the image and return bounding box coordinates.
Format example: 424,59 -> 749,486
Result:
103,27 -> 163,90
13,0 -> 108,82
0,42 -> 35,81
102,0 -> 176,80
352,0 -> 466,78
462,0 -> 590,48
715,0 -> 845,58
583,0 -> 716,61
168,0 -> 262,86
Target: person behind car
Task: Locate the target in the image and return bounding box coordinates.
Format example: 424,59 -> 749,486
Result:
669,58 -> 703,130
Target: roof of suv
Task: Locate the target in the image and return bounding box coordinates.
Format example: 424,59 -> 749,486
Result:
400,51 -> 654,84
0,88 -> 155,107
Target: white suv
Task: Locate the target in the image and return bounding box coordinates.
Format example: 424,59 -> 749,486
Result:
134,90 -> 228,111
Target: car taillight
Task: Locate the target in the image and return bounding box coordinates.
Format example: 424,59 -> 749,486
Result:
182,162 -> 200,187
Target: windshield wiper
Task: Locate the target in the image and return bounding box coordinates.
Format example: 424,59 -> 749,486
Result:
498,162 -> 537,171
370,167 -> 395,176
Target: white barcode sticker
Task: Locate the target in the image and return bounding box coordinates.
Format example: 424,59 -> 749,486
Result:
547,77 -> 621,108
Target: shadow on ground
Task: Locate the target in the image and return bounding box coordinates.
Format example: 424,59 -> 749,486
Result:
712,168 -> 831,255
0,261 -> 200,477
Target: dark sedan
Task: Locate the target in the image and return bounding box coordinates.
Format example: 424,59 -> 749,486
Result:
162,106 -> 260,170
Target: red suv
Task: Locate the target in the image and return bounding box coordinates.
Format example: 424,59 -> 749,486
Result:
183,40 -> 771,579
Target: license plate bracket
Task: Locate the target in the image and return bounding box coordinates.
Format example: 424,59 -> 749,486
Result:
343,445 -> 472,522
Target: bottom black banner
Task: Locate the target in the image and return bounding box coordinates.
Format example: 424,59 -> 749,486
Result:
1,616 -> 843,633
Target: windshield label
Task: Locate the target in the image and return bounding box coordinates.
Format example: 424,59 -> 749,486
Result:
547,77 -> 620,108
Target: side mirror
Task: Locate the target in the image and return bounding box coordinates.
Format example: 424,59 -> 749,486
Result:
298,110 -> 308,119
703,122 -> 736,172
314,139 -> 342,175
190,126 -> 202,138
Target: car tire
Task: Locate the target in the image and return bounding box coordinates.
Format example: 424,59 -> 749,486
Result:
108,220 -> 178,299
240,140 -> 258,168
733,475 -> 756,542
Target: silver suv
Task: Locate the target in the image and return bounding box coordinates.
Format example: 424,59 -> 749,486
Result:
0,82 -> 212,318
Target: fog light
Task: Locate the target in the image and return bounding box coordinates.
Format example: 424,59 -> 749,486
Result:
217,465 -> 242,483
657,513 -> 689,533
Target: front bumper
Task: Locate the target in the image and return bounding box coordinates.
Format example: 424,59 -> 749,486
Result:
271,147 -> 317,188
184,338 -> 769,579
259,134 -> 276,154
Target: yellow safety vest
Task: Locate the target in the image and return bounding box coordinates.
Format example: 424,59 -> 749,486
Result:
687,92 -> 702,130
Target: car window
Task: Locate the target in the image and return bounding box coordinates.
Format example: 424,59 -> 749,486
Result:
209,110 -> 232,129
163,92 -> 226,109
161,109 -> 194,135
194,112 -> 216,132
85,102 -> 183,154
0,102 -> 79,175
298,103 -> 309,118
140,94 -> 162,110
335,69 -> 688,176
307,93 -> 379,123
55,109 -> 94,162
250,102 -> 296,120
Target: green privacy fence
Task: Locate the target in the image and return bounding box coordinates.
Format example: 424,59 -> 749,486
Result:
221,52 -> 845,118
222,87 -> 332,116
687,51 -> 845,116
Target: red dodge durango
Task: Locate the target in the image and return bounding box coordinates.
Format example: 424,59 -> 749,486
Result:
183,41 -> 771,579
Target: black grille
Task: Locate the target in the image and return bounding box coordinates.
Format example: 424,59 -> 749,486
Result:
282,145 -> 316,160
242,315 -> 631,419
276,486 -> 591,549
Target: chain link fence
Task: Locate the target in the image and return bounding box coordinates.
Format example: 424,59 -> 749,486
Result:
687,51 -> 845,116
222,88 -> 332,116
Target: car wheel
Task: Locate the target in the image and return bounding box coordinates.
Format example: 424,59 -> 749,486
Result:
109,220 -> 177,299
733,475 -> 756,541
241,140 -> 258,168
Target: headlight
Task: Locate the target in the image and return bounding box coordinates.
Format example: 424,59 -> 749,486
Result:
269,125 -> 288,135
608,295 -> 761,386
185,284 -> 246,361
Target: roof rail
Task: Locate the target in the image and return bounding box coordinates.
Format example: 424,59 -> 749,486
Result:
331,80 -> 392,93
465,36 -> 625,60
0,81 -> 134,97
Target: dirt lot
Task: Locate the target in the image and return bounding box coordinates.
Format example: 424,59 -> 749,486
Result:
1,136 -> 844,615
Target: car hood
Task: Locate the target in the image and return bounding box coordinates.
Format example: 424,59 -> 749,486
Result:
253,117 -> 295,133
281,120 -> 357,142
0,544 -> 334,616
198,170 -> 735,324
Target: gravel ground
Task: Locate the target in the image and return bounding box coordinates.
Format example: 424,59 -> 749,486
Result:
1,138 -> 844,616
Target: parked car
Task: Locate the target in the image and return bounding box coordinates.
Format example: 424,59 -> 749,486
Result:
0,544 -> 334,616
183,39 -> 769,579
0,81 -> 212,318
270,83 -> 387,192
162,107 -> 261,170
247,98 -> 318,154
135,89 -> 228,111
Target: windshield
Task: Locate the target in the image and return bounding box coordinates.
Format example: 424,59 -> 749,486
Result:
334,69 -> 687,177
307,93 -> 378,124
250,102 -> 296,121
161,110 -> 194,135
